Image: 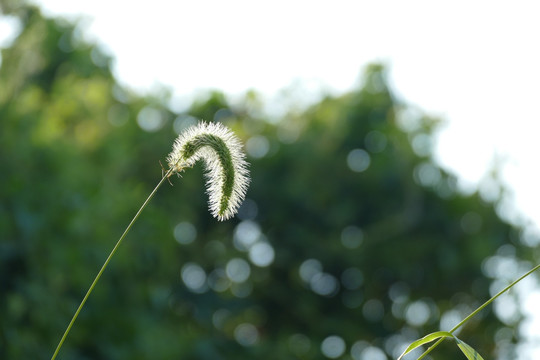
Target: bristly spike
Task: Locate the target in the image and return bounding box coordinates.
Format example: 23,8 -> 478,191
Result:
167,121 -> 250,221
51,121 -> 250,359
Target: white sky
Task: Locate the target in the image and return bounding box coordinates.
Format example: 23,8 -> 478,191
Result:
2,0 -> 540,356
3,0 -> 539,227
10,0 -> 537,233
23,0 -> 540,227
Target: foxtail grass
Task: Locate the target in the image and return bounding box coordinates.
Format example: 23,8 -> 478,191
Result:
51,121 -> 249,359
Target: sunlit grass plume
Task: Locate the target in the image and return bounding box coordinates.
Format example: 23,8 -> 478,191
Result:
51,121 -> 250,359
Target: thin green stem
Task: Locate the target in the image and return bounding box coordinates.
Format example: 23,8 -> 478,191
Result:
51,168 -> 174,360
416,262 -> 540,360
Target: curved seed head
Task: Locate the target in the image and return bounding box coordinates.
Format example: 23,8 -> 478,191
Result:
167,121 -> 250,221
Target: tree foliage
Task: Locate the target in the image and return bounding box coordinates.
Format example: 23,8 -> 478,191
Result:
0,4 -> 527,359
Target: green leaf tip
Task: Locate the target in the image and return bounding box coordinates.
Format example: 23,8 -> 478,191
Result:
167,121 -> 250,221
455,337 -> 485,360
397,331 -> 485,360
397,331 -> 454,360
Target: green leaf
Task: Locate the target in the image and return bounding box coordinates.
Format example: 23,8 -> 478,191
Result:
454,336 -> 485,360
397,331 -> 454,360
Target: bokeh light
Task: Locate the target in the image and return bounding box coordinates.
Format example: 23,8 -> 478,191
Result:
173,221 -> 197,245
234,220 -> 261,251
347,149 -> 371,173
413,162 -> 441,187
310,272 -> 340,297
405,300 -> 431,327
411,133 -> 432,157
357,345 -> 387,360
248,242 -> 275,267
246,135 -> 270,159
234,323 -> 259,346
321,335 -> 346,359
299,259 -> 323,283
137,106 -> 165,132
173,114 -> 198,134
181,263 -> 207,293
351,341 -> 388,360
226,258 -> 251,283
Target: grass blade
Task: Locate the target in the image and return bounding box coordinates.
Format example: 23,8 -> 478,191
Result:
454,336 -> 485,360
397,331 -> 453,360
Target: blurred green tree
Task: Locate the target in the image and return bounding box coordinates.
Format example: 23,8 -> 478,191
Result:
0,3 -> 529,360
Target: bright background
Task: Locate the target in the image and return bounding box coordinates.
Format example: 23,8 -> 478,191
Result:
2,0 -> 540,357
7,0 -> 536,230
